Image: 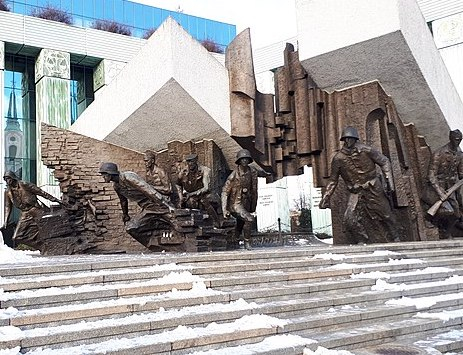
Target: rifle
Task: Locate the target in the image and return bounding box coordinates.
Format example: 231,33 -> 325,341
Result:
427,179 -> 463,217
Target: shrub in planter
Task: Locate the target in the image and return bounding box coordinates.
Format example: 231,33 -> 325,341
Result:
30,5 -> 73,25
91,20 -> 132,36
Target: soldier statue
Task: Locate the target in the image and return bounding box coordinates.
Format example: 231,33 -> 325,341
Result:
176,153 -> 222,227
99,162 -> 175,244
2,170 -> 65,246
319,126 -> 398,244
144,150 -> 172,198
425,129 -> 463,239
222,149 -> 258,250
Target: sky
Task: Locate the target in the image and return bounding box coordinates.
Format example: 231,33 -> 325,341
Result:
133,0 -> 298,49
1,243 -> 463,354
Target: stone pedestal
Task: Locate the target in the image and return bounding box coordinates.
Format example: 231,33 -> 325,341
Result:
35,49 -> 71,199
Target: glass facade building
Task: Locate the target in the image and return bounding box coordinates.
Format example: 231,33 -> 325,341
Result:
5,0 -> 236,50
1,0 -> 236,216
3,54 -> 36,183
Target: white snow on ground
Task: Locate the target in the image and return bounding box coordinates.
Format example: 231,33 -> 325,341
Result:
0,281 -> 223,320
0,244 -> 41,264
21,298 -> 259,337
386,292 -> 463,309
0,270 -> 205,301
25,314 -> 289,355
372,275 -> 463,291
0,326 -> 24,341
189,334 -> 317,354
0,347 -> 21,355
303,346 -> 355,354
386,258 -> 425,265
415,308 -> 463,321
313,253 -> 347,260
0,263 -> 190,283
351,271 -> 391,279
371,250 -> 399,256
351,267 -> 454,280
2,244 -> 463,354
414,330 -> 463,347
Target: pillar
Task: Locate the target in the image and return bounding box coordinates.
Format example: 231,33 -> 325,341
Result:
35,49 -> 71,198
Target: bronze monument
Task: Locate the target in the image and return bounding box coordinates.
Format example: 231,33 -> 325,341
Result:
2,170 -> 67,248
424,129 -> 463,239
144,150 -> 173,198
99,162 -> 180,251
176,153 -> 223,227
319,127 -> 399,243
222,149 -> 258,250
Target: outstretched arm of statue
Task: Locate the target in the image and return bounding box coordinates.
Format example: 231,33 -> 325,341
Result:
26,183 -> 61,204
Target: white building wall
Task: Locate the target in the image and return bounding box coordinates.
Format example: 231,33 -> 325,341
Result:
432,11 -> 463,102
417,0 -> 463,21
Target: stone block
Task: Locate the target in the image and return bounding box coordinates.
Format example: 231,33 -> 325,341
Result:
171,328 -> 276,351
116,282 -> 194,296
93,59 -> 126,92
35,49 -> 70,82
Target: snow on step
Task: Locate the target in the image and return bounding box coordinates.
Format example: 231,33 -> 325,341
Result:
21,314 -> 289,355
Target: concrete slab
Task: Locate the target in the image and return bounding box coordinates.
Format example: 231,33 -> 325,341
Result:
71,17 -> 243,168
295,0 -> 463,150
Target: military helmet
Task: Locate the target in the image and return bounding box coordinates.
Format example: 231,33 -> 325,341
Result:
185,153 -> 198,161
235,149 -> 253,164
3,170 -> 19,181
99,162 -> 120,175
340,126 -> 360,141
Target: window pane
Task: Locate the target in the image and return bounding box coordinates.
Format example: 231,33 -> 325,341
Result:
72,0 -> 83,17
114,0 -> 123,22
104,0 -> 114,20
123,1 -> 133,26
83,0 -> 93,18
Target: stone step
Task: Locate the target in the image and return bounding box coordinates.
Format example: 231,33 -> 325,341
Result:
299,315 -> 459,350
2,242 -> 463,354
6,295 -> 462,353
3,276 -> 463,351
6,315 -> 297,355
414,329 -> 463,353
2,240 -> 462,279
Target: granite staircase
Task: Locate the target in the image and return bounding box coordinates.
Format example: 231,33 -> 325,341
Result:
1,239 -> 463,354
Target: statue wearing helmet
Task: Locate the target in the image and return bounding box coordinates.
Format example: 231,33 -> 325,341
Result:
2,170 -> 64,246
221,149 -> 258,250
99,162 -> 177,250
175,153 -> 223,228
319,126 -> 399,244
